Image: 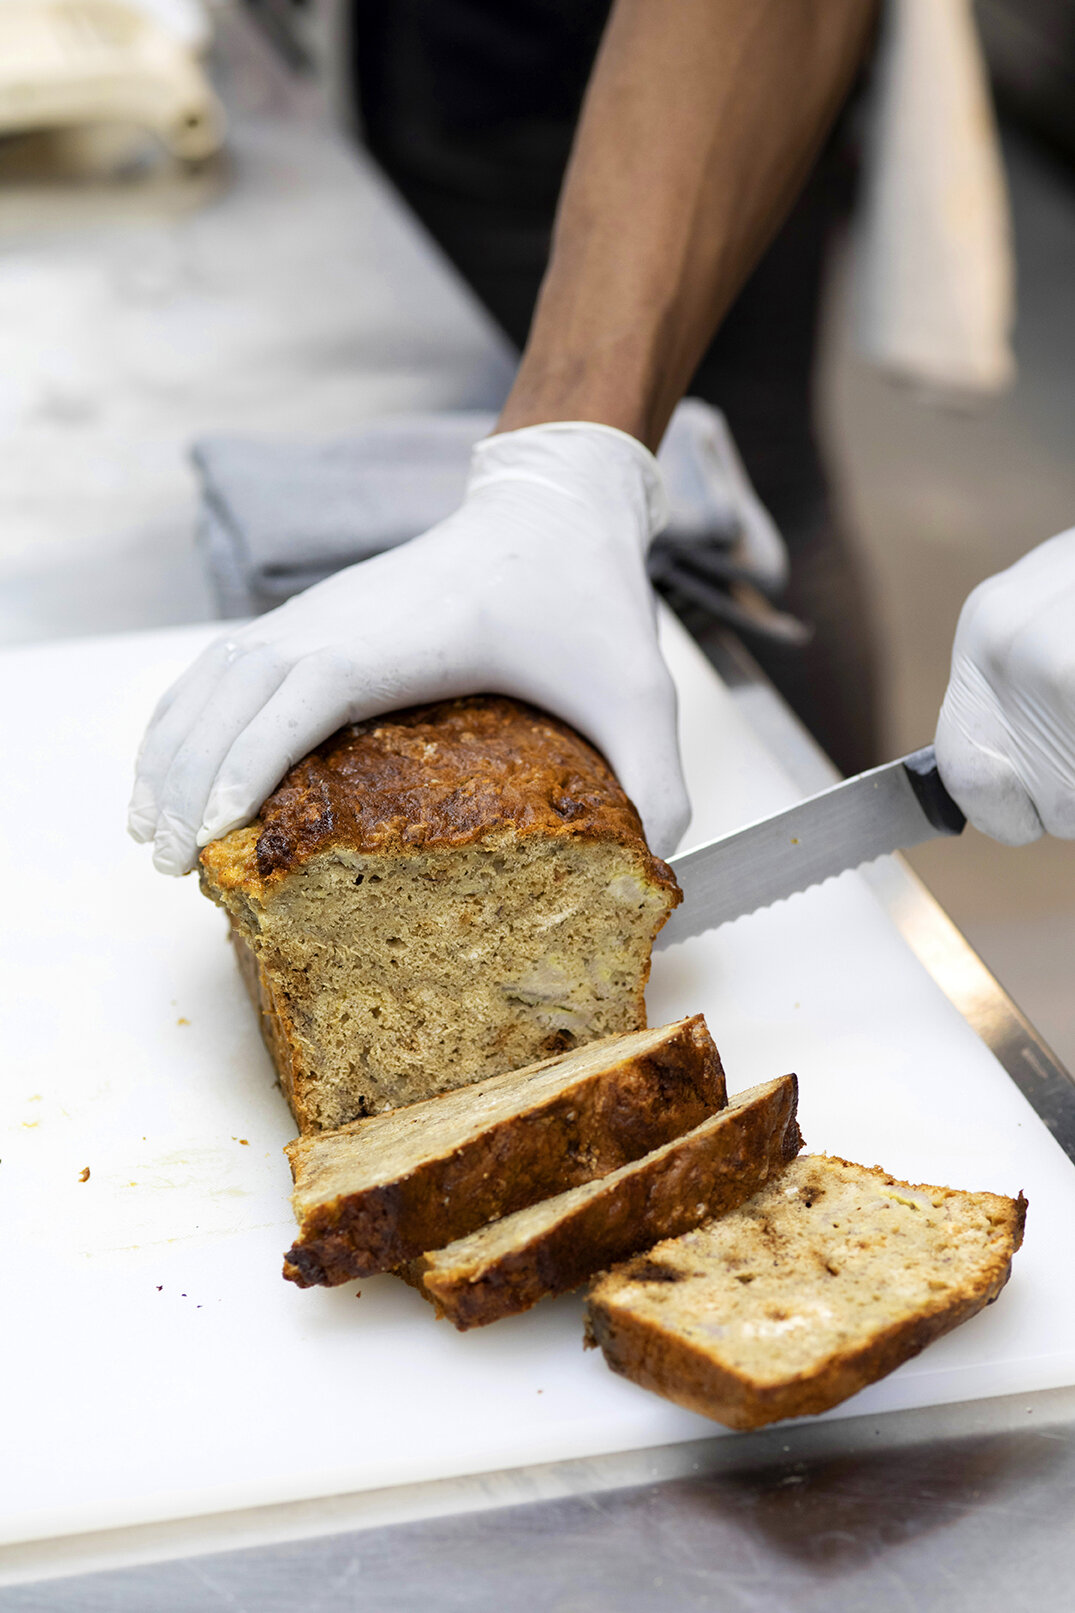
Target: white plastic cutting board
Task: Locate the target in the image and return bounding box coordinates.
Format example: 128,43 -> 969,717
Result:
4,614 -> 1075,1549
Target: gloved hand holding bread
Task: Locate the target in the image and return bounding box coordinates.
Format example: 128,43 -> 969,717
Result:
128,421 -> 690,875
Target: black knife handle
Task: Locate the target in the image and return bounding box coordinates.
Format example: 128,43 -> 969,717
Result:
902,746 -> 967,836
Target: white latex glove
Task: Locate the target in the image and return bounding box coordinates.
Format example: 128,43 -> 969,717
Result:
129,422 -> 691,874
935,528 -> 1075,845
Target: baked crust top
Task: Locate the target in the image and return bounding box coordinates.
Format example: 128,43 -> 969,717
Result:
199,695 -> 681,897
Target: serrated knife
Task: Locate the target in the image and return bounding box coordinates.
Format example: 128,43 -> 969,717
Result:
658,746 -> 966,950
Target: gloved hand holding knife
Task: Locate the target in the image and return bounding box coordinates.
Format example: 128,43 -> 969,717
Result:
659,525 -> 1075,948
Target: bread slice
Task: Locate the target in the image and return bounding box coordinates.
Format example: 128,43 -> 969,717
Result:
584,1155 -> 1026,1430
283,1016 -> 726,1287
199,696 -> 680,1133
406,1075 -> 802,1330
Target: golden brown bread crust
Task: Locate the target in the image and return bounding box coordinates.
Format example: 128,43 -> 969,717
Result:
199,695 -> 680,901
407,1075 -> 802,1331
584,1161 -> 1028,1430
283,1016 -> 726,1287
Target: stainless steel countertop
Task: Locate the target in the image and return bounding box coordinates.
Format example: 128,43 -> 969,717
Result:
6,629 -> 1075,1612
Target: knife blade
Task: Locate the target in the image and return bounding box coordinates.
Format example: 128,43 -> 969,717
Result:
658,745 -> 965,950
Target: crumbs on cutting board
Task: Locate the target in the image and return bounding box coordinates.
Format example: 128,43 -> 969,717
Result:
176,1017 -> 190,1026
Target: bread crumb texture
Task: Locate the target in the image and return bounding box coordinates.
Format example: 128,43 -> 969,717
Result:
585,1155 -> 1026,1429
199,697 -> 680,1131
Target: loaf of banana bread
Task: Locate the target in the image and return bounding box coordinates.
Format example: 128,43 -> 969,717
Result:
199,696 -> 681,1133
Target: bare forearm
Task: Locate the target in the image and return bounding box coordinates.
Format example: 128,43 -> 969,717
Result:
498,0 -> 877,449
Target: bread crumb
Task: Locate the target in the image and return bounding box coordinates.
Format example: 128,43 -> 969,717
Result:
78,1166 -> 90,1183
176,1017 -> 190,1026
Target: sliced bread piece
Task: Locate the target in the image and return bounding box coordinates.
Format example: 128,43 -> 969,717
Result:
405,1075 -> 802,1330
584,1155 -> 1026,1430
283,1015 -> 725,1287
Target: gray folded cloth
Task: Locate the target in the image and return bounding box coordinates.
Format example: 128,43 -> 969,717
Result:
193,399 -> 807,641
